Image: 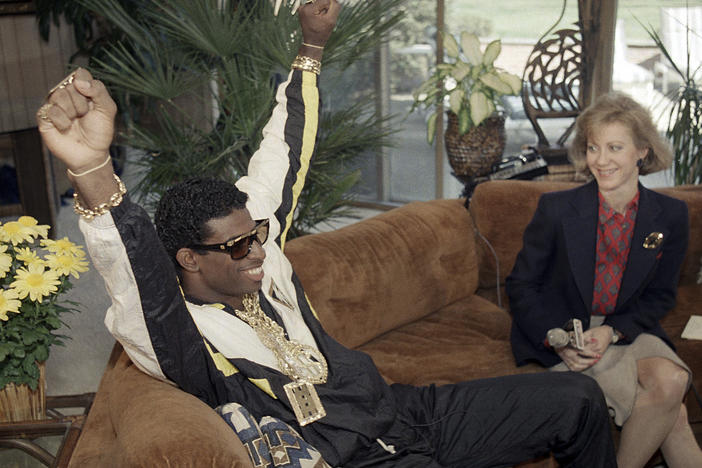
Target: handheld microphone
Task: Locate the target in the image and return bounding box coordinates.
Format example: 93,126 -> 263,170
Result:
546,318 -> 584,350
546,327 -> 571,348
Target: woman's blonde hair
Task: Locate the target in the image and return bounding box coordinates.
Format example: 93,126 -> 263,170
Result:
568,92 -> 673,177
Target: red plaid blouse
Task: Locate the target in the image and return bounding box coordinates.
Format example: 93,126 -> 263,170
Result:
592,191 -> 639,315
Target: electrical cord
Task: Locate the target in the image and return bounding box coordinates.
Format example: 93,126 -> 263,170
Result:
467,207 -> 503,309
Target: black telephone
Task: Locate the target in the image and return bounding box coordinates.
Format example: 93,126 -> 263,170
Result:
488,150 -> 548,181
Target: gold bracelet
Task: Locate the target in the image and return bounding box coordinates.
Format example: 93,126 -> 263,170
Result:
302,42 -> 324,50
292,55 -> 321,75
67,154 -> 111,177
73,174 -> 127,220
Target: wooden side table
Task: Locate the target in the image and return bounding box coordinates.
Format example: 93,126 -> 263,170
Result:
0,393 -> 94,468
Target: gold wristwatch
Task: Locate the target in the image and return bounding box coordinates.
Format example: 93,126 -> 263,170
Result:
611,327 -> 620,344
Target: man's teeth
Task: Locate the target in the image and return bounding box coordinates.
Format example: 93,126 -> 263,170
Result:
246,267 -> 263,275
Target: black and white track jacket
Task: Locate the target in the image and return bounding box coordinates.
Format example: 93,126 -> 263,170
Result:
80,69 -> 396,466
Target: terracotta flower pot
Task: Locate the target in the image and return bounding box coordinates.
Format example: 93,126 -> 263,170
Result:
0,362 -> 46,422
444,111 -> 506,178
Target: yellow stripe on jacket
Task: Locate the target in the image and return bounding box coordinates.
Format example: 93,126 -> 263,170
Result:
280,71 -> 319,250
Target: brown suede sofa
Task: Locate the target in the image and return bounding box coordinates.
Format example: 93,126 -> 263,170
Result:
67,180 -> 702,467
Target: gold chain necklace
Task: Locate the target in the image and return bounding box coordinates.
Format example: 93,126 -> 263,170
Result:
236,293 -> 327,425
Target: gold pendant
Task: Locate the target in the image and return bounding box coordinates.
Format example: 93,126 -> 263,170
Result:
284,381 -> 326,426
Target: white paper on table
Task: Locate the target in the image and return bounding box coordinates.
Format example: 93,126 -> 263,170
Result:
681,315 -> 702,340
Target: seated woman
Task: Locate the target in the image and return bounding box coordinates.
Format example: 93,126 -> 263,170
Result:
507,92 -> 702,468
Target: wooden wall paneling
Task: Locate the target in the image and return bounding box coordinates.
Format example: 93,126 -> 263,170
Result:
0,25 -> 13,133
17,15 -> 47,131
12,127 -> 55,229
0,16 -> 26,132
0,14 -> 79,134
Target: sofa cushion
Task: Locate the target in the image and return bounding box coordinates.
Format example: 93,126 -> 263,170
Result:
286,199 -> 479,349
469,179 -> 578,289
357,294 -> 542,386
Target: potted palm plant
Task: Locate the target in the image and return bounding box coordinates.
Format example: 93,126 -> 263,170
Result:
641,23 -> 701,186
412,30 -> 522,178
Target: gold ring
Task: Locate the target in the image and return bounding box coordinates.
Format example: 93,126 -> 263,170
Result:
47,72 -> 76,99
38,103 -> 53,121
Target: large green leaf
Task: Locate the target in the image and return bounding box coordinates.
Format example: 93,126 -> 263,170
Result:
458,106 -> 471,134
480,72 -> 513,95
482,39 -> 501,66
469,92 -> 491,127
449,88 -> 465,114
426,111 -> 438,145
460,32 -> 482,65
444,32 -> 460,59
452,61 -> 472,82
498,71 -> 522,94
148,0 -> 251,57
0,343 -> 10,362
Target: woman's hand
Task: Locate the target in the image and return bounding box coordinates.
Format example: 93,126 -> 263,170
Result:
554,326 -> 614,371
555,344 -> 600,372
583,325 -> 613,356
36,68 -> 117,175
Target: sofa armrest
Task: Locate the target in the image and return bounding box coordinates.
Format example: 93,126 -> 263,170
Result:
71,345 -> 253,468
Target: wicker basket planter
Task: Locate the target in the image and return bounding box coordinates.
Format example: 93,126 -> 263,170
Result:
444,112 -> 506,178
0,362 -> 46,423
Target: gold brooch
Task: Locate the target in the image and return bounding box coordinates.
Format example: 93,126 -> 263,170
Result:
643,232 -> 664,249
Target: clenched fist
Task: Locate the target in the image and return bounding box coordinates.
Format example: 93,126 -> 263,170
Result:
37,68 -> 117,176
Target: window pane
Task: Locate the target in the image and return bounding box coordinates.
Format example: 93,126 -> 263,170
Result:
612,1 -> 702,186
385,0 -> 437,202
323,56 -> 379,201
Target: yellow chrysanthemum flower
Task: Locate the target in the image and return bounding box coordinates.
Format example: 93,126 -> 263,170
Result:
0,245 -> 12,279
0,221 -> 36,245
72,245 -> 87,259
0,288 -> 21,321
10,264 -> 60,303
41,237 -> 84,257
15,247 -> 44,268
45,253 -> 89,279
17,216 -> 50,239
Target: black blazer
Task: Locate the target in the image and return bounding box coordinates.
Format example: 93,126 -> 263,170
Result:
507,180 -> 689,367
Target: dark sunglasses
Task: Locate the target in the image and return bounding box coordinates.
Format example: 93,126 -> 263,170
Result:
190,218 -> 269,260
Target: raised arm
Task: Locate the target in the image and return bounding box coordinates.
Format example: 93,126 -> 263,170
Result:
237,0 -> 340,249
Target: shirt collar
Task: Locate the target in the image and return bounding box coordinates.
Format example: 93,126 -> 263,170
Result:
598,190 -> 640,222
